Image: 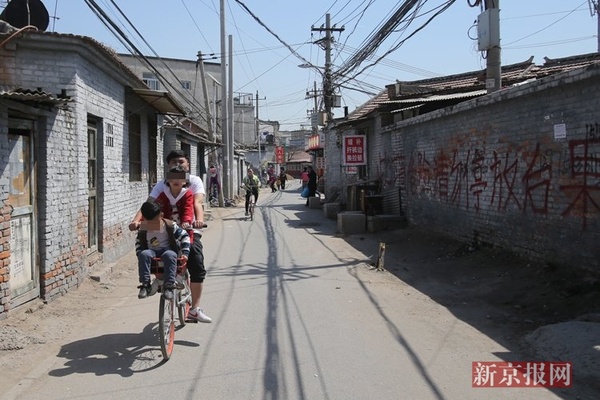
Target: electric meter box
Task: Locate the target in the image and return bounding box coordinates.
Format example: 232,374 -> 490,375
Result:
477,8 -> 500,51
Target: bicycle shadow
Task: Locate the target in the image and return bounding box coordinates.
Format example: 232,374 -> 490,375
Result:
47,323 -> 198,377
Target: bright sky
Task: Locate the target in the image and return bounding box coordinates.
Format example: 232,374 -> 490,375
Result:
31,0 -> 598,130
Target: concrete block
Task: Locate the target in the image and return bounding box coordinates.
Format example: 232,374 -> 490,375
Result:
309,196 -> 321,209
337,211 -> 366,235
323,202 -> 340,219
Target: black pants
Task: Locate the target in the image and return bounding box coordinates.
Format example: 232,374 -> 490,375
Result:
245,188 -> 259,212
187,233 -> 206,282
306,185 -> 317,205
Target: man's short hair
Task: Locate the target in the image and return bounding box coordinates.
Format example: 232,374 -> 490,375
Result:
140,200 -> 162,220
166,149 -> 189,164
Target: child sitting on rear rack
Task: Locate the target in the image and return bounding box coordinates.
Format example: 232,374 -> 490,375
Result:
135,200 -> 190,301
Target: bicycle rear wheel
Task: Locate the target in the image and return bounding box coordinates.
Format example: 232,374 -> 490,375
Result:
159,295 -> 176,360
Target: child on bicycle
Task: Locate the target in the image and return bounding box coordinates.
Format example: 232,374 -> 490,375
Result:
136,200 -> 190,301
154,166 -> 195,239
242,168 -> 259,216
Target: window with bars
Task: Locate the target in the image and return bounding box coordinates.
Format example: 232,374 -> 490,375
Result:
87,117 -> 98,249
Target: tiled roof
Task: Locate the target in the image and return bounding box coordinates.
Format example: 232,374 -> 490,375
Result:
0,85 -> 71,104
345,89 -> 389,122
342,52 -> 600,124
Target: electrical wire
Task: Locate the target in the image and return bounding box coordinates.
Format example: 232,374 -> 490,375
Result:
504,1 -> 588,46
84,0 -> 211,123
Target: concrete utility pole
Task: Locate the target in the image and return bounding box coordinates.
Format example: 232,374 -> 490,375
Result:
312,14 -> 344,124
485,0 -> 501,93
228,34 -> 235,196
198,51 -> 223,207
255,91 -> 266,179
197,52 -> 214,147
220,0 -> 229,198
589,0 -> 600,52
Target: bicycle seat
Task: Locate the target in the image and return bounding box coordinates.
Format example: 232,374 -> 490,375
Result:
151,257 -> 187,276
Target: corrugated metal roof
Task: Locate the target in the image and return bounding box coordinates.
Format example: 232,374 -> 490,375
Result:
384,89 -> 487,104
390,103 -> 425,114
0,85 -> 71,104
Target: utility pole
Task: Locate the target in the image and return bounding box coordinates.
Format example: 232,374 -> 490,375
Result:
220,0 -> 229,199
198,51 -> 223,207
305,81 -> 320,134
255,91 -> 266,180
484,0 -> 501,93
589,0 -> 600,52
197,52 -> 214,149
228,34 -> 235,196
312,14 -> 344,124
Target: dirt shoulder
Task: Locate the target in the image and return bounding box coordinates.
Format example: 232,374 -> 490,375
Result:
0,251 -> 140,391
343,226 -> 600,394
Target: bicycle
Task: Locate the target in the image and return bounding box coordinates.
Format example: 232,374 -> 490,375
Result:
248,196 -> 255,221
150,256 -> 191,360
242,185 -> 257,221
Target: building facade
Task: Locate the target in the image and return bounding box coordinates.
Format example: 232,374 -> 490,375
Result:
0,30 -> 181,316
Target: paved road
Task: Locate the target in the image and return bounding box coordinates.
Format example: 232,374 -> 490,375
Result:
4,184 -> 577,399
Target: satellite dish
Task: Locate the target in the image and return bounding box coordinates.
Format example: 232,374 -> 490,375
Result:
0,0 -> 50,31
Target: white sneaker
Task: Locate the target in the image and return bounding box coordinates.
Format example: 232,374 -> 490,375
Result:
188,307 -> 213,323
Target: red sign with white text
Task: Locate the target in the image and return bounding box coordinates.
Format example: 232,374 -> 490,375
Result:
472,361 -> 572,388
275,146 -> 284,164
343,135 -> 366,166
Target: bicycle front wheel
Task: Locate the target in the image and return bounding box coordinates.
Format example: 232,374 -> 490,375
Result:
177,271 -> 192,327
159,295 -> 176,360
250,203 -> 254,221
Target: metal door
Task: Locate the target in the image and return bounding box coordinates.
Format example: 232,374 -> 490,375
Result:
8,118 -> 38,305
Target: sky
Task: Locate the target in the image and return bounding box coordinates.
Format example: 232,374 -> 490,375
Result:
16,0 -> 599,130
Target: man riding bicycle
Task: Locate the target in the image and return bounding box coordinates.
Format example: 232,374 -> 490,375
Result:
242,168 -> 259,216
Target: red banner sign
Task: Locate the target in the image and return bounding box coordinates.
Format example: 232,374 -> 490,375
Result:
275,146 -> 285,164
343,135 -> 366,166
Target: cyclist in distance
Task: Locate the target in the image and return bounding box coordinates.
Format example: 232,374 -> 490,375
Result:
242,168 -> 260,216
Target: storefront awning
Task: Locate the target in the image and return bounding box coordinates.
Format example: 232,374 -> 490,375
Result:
132,88 -> 185,115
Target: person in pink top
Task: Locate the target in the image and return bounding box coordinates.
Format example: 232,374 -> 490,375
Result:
301,166 -> 309,190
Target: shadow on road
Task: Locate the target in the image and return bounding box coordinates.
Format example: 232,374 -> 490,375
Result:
48,323 -> 175,377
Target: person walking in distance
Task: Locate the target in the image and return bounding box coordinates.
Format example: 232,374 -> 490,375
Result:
279,168 -> 287,190
301,167 -> 309,190
305,165 -> 317,206
242,168 -> 260,216
129,150 -> 212,323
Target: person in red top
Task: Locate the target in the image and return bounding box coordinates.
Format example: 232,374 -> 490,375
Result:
155,166 -> 195,241
301,167 -> 309,190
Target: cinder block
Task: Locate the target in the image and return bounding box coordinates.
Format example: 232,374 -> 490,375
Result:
337,211 -> 366,235
323,202 -> 340,219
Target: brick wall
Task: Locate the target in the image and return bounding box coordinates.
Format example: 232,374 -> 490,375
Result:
0,36 -> 163,314
383,66 -> 600,271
